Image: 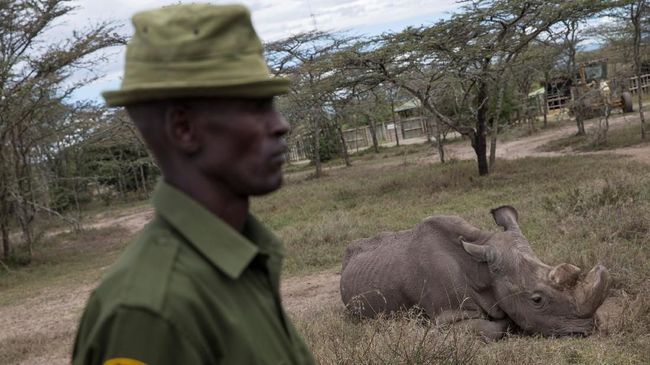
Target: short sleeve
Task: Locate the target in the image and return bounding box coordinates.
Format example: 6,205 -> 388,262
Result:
73,306 -> 205,365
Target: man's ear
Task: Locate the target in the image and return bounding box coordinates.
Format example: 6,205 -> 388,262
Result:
164,104 -> 201,155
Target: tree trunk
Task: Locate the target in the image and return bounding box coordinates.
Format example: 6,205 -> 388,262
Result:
524,94 -> 536,134
336,123 -> 352,167
566,20 -> 585,136
313,116 -> 322,178
636,74 -> 646,140
572,88 -> 586,136
1,216 -> 10,262
0,147 -> 10,261
390,98 -> 400,146
632,2 -> 646,139
133,165 -> 141,197
575,115 -> 586,136
17,205 -> 34,262
489,78 -> 506,168
475,80 -> 490,176
435,119 -> 445,164
12,126 -> 36,262
595,106 -> 610,145
423,109 -> 432,143
473,133 -> 489,176
139,163 -> 148,196
543,71 -> 550,128
73,179 -> 82,226
366,115 -> 379,153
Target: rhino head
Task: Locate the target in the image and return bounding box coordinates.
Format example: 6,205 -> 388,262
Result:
460,206 -> 610,337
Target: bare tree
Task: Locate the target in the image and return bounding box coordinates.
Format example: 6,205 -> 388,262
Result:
266,31 -> 353,177
0,0 -> 125,263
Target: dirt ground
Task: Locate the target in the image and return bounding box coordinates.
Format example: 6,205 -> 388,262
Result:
1,112 -> 648,364
444,112 -> 650,163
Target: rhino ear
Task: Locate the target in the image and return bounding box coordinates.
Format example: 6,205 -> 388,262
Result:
491,206 -> 520,232
549,263 -> 582,288
459,236 -> 495,263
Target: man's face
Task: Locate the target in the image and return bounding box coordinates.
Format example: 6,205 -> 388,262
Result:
191,97 -> 290,196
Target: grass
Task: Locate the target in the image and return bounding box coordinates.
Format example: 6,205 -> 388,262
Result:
296,308 -> 484,365
283,140 -> 436,175
3,136 -> 650,363
251,152 -> 650,364
539,118 -> 650,152
0,226 -> 131,306
497,113 -> 574,142
296,307 -> 650,364
0,226 -> 132,365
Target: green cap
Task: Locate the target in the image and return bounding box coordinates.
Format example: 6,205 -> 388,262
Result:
102,4 -> 290,107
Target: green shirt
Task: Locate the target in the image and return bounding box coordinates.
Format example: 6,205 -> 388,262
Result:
72,182 -> 315,365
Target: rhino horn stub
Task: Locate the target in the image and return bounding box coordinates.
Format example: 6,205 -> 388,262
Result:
459,236 -> 495,263
549,263 -> 582,288
575,265 -> 611,318
490,206 -> 520,232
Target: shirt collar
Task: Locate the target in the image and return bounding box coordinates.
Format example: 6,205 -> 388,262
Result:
152,181 -> 281,279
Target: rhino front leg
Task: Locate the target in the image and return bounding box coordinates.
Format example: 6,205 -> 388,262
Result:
434,309 -> 484,326
454,318 -> 511,341
435,310 -> 511,341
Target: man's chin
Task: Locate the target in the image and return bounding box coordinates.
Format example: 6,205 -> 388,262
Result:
248,175 -> 284,196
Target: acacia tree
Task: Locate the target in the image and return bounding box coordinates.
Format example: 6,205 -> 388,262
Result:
266,31 -> 353,178
329,47 -> 397,157
350,0 -> 608,176
0,0 -> 125,263
343,31 -> 450,162
560,18 -> 591,136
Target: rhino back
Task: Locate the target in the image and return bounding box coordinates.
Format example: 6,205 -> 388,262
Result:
340,229 -> 416,316
340,215 -> 490,318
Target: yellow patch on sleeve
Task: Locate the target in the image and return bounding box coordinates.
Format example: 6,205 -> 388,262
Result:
103,358 -> 147,365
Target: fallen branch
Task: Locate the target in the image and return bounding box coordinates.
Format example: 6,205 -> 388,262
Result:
9,191 -> 81,231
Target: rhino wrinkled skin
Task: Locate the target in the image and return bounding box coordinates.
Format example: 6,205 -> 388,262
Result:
340,206 -> 610,340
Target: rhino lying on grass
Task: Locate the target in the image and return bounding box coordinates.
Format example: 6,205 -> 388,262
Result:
340,206 -> 610,340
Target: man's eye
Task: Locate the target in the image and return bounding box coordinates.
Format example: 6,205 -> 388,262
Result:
252,98 -> 274,111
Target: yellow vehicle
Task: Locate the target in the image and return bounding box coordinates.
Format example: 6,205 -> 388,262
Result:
572,59 -> 633,114
545,59 -> 634,115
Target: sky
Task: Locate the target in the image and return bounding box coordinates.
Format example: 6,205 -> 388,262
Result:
62,0 -> 461,102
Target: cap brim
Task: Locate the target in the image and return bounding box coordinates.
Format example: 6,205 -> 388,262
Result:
102,78 -> 291,107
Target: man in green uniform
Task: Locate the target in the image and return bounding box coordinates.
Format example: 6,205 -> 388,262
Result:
72,4 -> 315,365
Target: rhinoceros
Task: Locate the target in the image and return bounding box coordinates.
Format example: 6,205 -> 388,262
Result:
340,206 -> 610,339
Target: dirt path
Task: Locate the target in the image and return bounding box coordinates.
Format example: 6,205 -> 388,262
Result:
445,112 -> 647,162
85,209 -> 154,234
0,284 -> 96,365
282,269 -> 343,317
0,269 -> 340,365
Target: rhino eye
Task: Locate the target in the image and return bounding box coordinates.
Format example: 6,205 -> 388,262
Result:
531,294 -> 543,305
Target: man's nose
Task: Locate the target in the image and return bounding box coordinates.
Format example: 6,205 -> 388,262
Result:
269,110 -> 290,136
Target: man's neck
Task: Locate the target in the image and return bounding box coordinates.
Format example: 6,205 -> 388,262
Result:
163,175 -> 249,232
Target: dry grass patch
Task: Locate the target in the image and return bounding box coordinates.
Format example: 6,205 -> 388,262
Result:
0,227 -> 133,365
538,120 -> 650,152
295,307 -> 483,365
